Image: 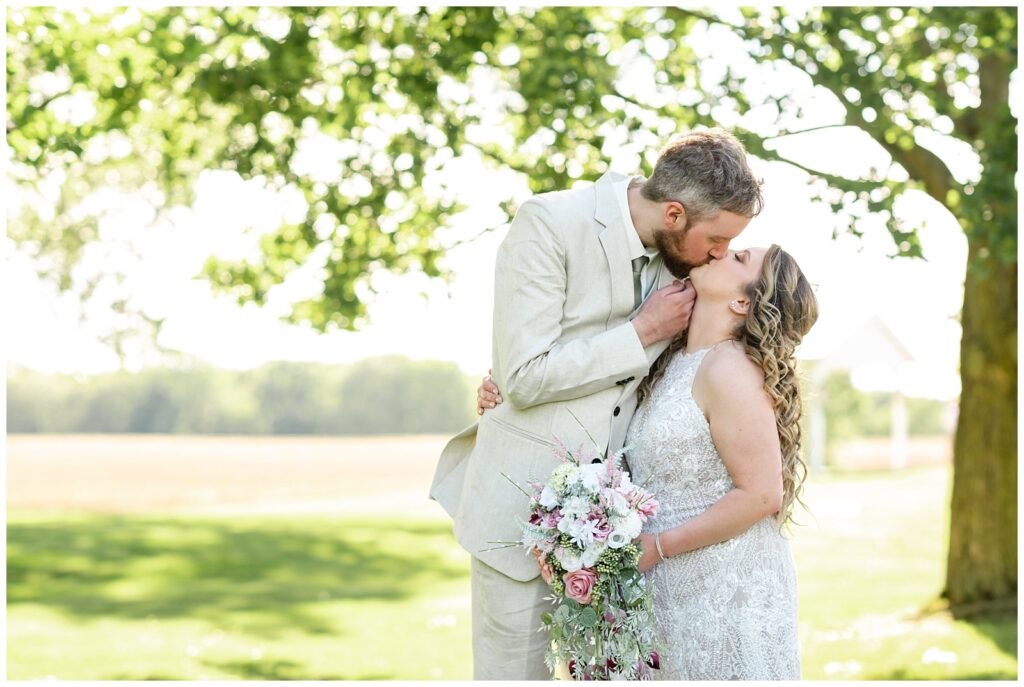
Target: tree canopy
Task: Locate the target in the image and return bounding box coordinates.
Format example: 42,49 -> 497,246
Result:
11,7 -> 1010,330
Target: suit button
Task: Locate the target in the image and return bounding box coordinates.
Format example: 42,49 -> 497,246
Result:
613,406 -> 621,416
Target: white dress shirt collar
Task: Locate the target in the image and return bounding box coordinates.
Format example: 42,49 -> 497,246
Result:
614,175 -> 658,262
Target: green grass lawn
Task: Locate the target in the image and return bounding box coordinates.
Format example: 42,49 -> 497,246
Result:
7,466 -> 1017,679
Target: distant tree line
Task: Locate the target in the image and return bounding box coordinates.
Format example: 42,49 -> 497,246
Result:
9,359 -> 951,440
7,357 -> 478,435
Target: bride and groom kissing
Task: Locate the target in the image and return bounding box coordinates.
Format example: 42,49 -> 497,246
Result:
430,128 -> 818,680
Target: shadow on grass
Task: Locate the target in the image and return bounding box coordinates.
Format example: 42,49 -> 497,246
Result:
8,515 -> 466,639
957,600 -> 1017,661
204,657 -> 369,680
868,668 -> 1015,680
973,618 -> 1018,664
920,597 -> 1018,663
105,675 -> 182,680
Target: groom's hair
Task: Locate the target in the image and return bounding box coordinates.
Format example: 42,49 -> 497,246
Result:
641,128 -> 764,222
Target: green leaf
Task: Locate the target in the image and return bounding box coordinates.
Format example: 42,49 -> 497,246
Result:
577,606 -> 598,628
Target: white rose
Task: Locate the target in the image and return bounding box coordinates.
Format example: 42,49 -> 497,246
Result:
619,511 -> 643,539
557,547 -> 583,572
605,489 -> 630,518
581,541 -> 607,568
539,485 -> 560,509
579,463 -> 604,493
561,496 -> 591,519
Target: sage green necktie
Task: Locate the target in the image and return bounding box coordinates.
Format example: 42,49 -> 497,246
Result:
631,255 -> 649,310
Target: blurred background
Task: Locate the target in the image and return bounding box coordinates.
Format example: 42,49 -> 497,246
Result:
4,5 -> 1017,680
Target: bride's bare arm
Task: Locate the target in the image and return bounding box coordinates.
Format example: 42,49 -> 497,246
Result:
643,344 -> 783,568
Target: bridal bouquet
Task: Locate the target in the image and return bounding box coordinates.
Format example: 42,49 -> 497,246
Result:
500,428 -> 662,680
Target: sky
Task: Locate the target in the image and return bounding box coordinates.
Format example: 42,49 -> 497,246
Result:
4,13 -> 1001,403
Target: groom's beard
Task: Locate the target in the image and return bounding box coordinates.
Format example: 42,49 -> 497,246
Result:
654,222 -> 701,279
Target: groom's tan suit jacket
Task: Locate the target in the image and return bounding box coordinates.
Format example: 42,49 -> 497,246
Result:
429,171 -> 676,581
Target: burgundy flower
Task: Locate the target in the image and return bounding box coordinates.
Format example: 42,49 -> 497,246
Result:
645,651 -> 661,670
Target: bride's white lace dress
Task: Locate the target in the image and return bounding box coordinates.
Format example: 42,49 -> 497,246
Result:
625,347 -> 801,680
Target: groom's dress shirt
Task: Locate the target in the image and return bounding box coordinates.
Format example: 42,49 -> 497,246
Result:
615,175 -> 660,307
430,171 -> 675,581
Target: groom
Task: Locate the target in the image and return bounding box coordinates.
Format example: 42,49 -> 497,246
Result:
430,128 -> 764,680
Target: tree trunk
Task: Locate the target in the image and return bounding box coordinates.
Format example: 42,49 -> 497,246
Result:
944,238 -> 1018,609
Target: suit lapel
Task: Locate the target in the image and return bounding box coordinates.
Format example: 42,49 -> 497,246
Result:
594,172 -> 636,319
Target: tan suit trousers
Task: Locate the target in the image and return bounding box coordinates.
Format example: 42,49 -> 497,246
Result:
470,556 -> 552,680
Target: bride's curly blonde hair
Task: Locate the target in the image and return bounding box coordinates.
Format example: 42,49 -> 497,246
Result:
638,244 -> 818,526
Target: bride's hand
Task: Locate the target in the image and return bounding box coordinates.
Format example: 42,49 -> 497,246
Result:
636,534 -> 661,574
476,369 -> 503,415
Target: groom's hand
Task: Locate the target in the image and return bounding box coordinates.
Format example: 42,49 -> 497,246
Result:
632,280 -> 696,347
532,548 -> 556,586
477,369 -> 503,415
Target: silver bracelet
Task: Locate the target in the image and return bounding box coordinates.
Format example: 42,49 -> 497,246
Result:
655,532 -> 667,561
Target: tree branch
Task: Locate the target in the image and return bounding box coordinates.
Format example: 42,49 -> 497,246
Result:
764,123 -> 850,140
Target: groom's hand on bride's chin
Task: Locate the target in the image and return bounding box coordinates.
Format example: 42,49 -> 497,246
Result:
632,282 -> 696,347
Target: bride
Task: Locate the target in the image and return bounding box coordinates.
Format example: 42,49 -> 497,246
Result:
478,244 -> 818,680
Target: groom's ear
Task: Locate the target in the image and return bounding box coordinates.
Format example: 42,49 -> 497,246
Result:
729,298 -> 750,316
664,201 -> 687,229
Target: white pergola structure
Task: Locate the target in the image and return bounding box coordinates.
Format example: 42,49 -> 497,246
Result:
797,314 -> 916,471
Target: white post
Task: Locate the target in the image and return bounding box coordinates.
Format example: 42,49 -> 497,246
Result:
891,390 -> 909,470
808,364 -> 828,471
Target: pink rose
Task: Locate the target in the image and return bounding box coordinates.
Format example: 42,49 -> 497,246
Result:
542,508 -> 562,529
562,568 -> 598,605
588,510 -> 612,540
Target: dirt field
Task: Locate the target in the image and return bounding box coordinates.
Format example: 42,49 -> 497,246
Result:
829,436 -> 951,470
7,433 -> 950,517
6,434 -> 454,516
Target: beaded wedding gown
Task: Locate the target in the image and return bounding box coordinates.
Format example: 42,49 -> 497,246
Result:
624,346 -> 801,680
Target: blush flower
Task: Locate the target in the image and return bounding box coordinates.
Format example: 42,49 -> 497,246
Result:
635,494 -> 659,522
542,508 -> 563,529
562,568 -> 598,605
